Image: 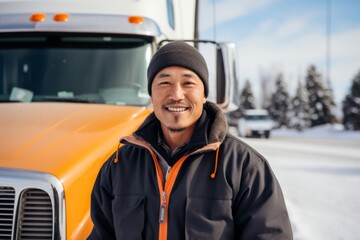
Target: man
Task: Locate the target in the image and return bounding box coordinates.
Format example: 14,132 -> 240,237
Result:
88,41 -> 293,239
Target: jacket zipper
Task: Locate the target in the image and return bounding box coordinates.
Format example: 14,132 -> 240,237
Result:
157,157 -> 188,240
155,149 -> 217,239
159,191 -> 166,223
159,166 -> 171,223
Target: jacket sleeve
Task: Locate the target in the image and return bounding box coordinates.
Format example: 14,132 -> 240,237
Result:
87,154 -> 116,240
233,151 -> 293,240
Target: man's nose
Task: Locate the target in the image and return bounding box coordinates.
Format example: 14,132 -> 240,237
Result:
169,83 -> 185,100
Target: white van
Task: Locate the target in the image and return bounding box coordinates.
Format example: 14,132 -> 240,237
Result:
238,109 -> 273,138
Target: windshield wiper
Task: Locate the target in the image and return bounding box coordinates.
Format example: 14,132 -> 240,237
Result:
0,99 -> 22,103
38,97 -> 97,103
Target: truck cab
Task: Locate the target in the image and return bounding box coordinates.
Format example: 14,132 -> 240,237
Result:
0,0 -> 238,239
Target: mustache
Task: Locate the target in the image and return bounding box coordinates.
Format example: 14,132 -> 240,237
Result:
163,100 -> 189,107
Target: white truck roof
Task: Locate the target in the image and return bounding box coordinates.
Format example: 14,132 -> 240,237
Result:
0,0 -> 196,40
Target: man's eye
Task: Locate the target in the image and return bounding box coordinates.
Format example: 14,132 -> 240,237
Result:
159,81 -> 170,85
184,81 -> 195,86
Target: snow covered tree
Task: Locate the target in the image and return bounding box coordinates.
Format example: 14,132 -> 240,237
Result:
289,80 -> 311,131
268,73 -> 291,128
342,70 -> 360,130
305,65 -> 336,127
239,79 -> 256,110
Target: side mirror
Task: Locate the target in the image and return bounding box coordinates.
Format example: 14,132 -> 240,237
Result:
215,42 -> 238,111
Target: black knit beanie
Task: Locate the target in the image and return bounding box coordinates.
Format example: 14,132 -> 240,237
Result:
147,41 -> 209,97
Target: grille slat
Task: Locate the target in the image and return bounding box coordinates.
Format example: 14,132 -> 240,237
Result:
0,186 -> 15,240
19,189 -> 53,240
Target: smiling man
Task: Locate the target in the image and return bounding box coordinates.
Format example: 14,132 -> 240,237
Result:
150,66 -> 206,150
88,41 -> 293,240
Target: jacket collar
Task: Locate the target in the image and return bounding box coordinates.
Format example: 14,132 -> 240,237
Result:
119,102 -> 227,178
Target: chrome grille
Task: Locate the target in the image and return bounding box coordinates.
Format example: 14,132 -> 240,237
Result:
18,189 -> 53,239
0,186 -> 15,240
0,168 -> 66,240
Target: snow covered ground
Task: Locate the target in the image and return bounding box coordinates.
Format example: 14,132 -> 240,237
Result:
233,124 -> 360,240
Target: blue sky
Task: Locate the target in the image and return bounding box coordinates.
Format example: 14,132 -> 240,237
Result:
198,0 -> 360,110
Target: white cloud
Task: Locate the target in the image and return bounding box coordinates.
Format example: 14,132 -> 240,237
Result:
199,0 -> 278,31
275,16 -> 310,39
257,19 -> 276,33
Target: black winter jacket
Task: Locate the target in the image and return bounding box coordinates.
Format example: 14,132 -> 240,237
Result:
88,102 -> 293,240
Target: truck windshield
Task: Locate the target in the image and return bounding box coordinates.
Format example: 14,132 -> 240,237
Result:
0,34 -> 151,106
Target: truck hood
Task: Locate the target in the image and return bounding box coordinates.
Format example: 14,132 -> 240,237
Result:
0,103 -> 151,178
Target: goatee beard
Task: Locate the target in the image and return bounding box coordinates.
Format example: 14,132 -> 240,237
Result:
167,115 -> 186,132
168,127 -> 185,132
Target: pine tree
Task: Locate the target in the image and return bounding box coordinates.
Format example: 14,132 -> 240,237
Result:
342,70 -> 360,130
268,73 -> 291,128
289,80 -> 311,131
239,79 -> 256,110
305,65 -> 336,127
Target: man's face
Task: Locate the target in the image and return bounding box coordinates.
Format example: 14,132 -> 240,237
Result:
151,66 -> 206,132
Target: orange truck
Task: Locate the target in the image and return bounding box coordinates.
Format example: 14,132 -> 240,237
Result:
0,0 -> 238,239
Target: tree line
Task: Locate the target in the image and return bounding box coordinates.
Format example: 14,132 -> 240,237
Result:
232,65 -> 360,131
